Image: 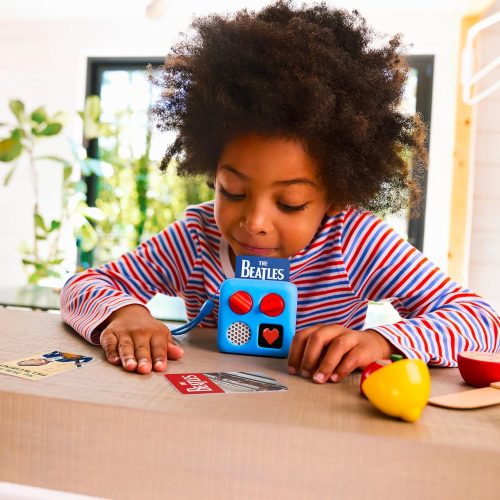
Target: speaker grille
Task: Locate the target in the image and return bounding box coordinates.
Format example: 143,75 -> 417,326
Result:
226,321 -> 251,345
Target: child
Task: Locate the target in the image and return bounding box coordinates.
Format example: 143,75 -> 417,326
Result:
61,1 -> 499,383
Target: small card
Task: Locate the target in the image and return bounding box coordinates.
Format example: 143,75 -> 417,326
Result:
0,350 -> 99,380
164,371 -> 288,395
235,255 -> 290,281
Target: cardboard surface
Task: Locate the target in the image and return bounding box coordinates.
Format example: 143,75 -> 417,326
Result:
1,308 -> 500,499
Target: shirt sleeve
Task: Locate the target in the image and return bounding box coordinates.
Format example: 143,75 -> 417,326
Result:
341,210 -> 500,366
60,216 -> 200,344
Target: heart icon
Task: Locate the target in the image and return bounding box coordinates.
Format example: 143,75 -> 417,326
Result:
263,328 -> 279,345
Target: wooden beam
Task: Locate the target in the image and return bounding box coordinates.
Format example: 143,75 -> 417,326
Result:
448,14 -> 481,283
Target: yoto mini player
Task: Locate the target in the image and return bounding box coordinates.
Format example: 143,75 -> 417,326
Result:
217,256 -> 297,358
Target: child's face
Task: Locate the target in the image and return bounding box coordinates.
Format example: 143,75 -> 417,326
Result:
214,133 -> 337,264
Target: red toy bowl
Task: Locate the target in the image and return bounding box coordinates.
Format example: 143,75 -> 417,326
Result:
457,351 -> 500,388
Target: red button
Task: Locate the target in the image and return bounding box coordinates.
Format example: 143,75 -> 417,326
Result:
260,293 -> 285,317
229,291 -> 253,315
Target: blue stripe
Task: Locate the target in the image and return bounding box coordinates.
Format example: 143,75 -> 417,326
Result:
168,226 -> 191,272
396,260 -> 435,299
376,251 -> 422,298
346,222 -> 386,280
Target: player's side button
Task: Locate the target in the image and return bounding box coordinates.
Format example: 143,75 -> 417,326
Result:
258,324 -> 283,349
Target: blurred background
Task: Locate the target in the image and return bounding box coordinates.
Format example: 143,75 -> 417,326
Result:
0,0 -> 499,316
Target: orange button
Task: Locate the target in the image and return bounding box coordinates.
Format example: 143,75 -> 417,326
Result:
260,293 -> 284,317
229,291 -> 253,314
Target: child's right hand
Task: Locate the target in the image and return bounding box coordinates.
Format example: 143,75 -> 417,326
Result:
99,304 -> 184,374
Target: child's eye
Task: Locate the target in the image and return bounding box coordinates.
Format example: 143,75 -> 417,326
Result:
278,202 -> 309,213
220,184 -> 245,200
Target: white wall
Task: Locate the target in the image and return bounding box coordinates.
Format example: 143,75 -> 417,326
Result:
468,1 -> 500,311
0,1 -> 467,286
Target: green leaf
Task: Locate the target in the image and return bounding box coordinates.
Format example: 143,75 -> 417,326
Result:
85,95 -> 101,121
3,165 -> 16,186
81,95 -> 108,140
0,138 -> 23,162
28,272 -> 40,284
33,122 -> 63,136
11,128 -> 25,140
78,220 -> 98,252
50,220 -> 61,231
31,107 -> 47,124
48,258 -> 64,265
63,165 -> 73,181
80,206 -> 104,222
82,121 -> 99,141
35,235 -> 47,240
9,100 -> 25,121
28,264 -> 53,285
34,213 -> 47,231
97,122 -> 115,137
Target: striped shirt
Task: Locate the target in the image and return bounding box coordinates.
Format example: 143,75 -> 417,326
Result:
61,201 -> 500,366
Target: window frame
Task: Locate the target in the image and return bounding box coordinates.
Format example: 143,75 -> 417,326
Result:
406,55 -> 434,251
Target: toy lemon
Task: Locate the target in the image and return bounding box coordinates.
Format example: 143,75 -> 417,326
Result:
361,359 -> 431,422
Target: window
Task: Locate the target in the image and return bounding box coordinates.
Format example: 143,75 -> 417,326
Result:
81,57 -> 213,268
403,55 -> 434,250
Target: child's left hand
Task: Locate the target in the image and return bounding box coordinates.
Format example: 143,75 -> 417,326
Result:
288,325 -> 396,384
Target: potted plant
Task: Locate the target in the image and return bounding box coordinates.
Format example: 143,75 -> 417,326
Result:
0,98 -> 104,284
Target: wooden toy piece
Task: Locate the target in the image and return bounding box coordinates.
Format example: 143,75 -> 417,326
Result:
428,381 -> 500,409
457,351 -> 500,387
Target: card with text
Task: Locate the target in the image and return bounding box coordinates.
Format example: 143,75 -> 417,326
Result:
164,371 -> 288,395
0,350 -> 98,380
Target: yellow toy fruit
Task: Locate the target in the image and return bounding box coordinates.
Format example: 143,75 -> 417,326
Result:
361,359 -> 431,422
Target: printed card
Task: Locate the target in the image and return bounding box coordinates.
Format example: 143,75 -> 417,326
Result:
164,371 -> 288,395
0,350 -> 99,380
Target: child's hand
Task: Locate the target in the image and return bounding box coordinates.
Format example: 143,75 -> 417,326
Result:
288,325 -> 395,384
99,305 -> 184,374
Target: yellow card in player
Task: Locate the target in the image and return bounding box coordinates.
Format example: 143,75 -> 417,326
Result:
0,350 -> 98,380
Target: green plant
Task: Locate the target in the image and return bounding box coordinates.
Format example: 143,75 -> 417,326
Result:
0,90 -> 214,281
0,99 -> 103,283
81,94 -> 213,266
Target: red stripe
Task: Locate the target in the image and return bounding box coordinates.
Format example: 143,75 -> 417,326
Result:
349,226 -> 393,291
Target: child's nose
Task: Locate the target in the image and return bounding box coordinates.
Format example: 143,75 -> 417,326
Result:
240,203 -> 270,235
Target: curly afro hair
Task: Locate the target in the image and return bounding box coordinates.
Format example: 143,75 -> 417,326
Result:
152,0 -> 427,214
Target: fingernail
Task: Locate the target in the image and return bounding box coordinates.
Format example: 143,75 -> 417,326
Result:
288,366 -> 297,375
126,359 -> 137,368
313,372 -> 325,383
330,373 -> 339,383
154,359 -> 164,369
137,359 -> 148,366
300,369 -> 311,379
110,356 -> 119,363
